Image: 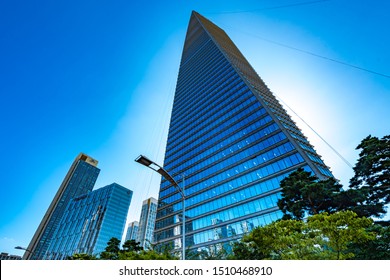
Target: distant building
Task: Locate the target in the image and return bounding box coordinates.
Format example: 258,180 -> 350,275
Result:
24,153 -> 100,259
0,252 -> 22,260
44,183 -> 132,259
125,221 -> 139,242
137,197 -> 157,249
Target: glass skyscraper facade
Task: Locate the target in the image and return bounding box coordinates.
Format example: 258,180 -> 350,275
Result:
44,183 -> 132,259
25,153 -> 100,259
137,197 -> 158,249
125,221 -> 139,242
154,12 -> 333,254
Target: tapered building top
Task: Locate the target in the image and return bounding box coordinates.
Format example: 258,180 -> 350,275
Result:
178,11 -> 331,179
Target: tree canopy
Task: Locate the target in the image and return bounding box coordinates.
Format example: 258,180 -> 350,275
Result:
347,224 -> 390,260
231,219 -> 324,260
66,253 -> 97,260
278,134 -> 390,219
122,239 -> 143,253
99,237 -> 121,260
232,211 -> 375,260
349,135 -> 390,217
277,168 -> 343,219
307,211 -> 374,259
68,238 -> 177,260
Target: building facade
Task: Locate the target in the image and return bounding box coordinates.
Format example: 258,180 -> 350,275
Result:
0,252 -> 22,260
24,153 -> 100,259
154,11 -> 333,255
44,183 -> 132,259
137,197 -> 158,249
125,221 -> 139,242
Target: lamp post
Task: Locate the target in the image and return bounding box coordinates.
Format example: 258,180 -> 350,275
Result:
135,155 -> 186,260
15,246 -> 32,252
15,246 -> 32,259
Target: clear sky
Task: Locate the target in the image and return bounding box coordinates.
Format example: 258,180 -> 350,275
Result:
1,0 -> 389,256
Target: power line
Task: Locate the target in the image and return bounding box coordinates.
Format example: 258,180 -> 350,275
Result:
250,34 -> 390,79
207,0 -> 330,14
274,93 -> 354,169
207,0 -> 389,79
221,24 -> 390,79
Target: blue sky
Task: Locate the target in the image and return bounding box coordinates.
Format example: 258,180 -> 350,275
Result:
1,0 -> 389,255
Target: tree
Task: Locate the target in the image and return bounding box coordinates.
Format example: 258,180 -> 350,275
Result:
278,135 -> 390,219
230,240 -> 266,260
100,237 -> 121,260
66,253 -> 97,260
117,239 -> 177,260
348,224 -> 390,260
118,249 -> 177,260
231,211 -> 376,260
121,239 -> 143,253
277,168 -> 343,220
120,240 -> 177,260
67,237 -> 178,260
349,135 -> 390,217
232,219 -> 324,260
308,211 -> 374,260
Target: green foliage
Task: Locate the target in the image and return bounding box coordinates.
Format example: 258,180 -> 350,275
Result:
99,237 -> 121,260
232,211 -> 375,260
277,168 -> 344,219
67,238 -> 178,260
348,224 -> 390,260
105,237 -> 121,253
308,211 -> 374,259
278,135 -> 390,219
229,240 -> 266,260
349,135 -> 390,217
118,239 -> 177,260
232,219 -> 324,260
121,239 -> 143,253
66,253 -> 97,260
118,249 -> 177,260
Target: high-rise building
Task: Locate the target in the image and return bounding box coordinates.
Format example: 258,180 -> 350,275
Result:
44,183 -> 132,259
24,153 -> 100,259
137,197 -> 158,249
154,11 -> 333,255
125,221 -> 139,242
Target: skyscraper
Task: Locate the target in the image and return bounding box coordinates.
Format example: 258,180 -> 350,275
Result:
154,11 -> 333,255
44,183 -> 132,259
125,221 -> 139,242
24,153 -> 100,259
137,197 -> 158,249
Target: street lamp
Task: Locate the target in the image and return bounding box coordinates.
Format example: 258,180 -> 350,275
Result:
15,246 -> 31,252
135,155 -> 186,260
15,246 -> 32,259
